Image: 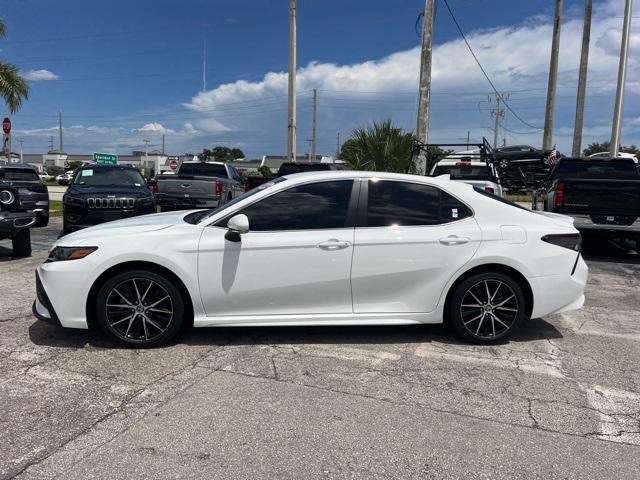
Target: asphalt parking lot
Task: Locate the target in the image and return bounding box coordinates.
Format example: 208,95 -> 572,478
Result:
1,219 -> 640,479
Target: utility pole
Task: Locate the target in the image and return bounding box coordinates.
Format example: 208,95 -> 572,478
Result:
58,111 -> 64,153
162,134 -> 166,155
143,139 -> 150,167
572,0 -> 592,157
466,131 -> 470,149
489,93 -> 506,148
543,0 -> 563,150
415,0 -> 435,175
610,0 -> 633,158
18,139 -> 23,162
48,136 -> 54,153
311,89 -> 317,162
287,0 -> 297,162
202,41 -> 207,92
336,132 -> 341,159
305,139 -> 312,162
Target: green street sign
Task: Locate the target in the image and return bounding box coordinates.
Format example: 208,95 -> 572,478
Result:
93,152 -> 118,164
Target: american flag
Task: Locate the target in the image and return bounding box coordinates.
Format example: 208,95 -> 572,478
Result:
545,146 -> 557,166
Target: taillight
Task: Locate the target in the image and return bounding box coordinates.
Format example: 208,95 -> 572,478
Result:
553,181 -> 565,207
215,180 -> 223,197
541,233 -> 582,251
484,187 -> 495,194
148,184 -> 157,194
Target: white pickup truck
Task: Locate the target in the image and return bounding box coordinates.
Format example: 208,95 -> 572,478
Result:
430,150 -> 505,197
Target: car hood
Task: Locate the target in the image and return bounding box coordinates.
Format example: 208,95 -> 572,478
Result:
57,210 -> 201,245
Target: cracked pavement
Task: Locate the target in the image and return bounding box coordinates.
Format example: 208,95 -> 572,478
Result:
1,219 -> 640,479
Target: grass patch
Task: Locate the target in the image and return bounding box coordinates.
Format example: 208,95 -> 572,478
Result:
43,179 -> 59,186
50,200 -> 63,217
506,194 -> 532,203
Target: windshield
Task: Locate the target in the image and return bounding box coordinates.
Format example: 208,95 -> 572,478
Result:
0,168 -> 40,181
194,177 -> 287,223
432,164 -> 495,181
178,163 -> 227,177
551,160 -> 640,179
73,168 -> 146,187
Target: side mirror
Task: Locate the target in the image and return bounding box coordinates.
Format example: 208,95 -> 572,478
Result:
225,214 -> 249,242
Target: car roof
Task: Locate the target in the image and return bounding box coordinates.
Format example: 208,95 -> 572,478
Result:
280,170 -> 473,189
0,161 -> 36,170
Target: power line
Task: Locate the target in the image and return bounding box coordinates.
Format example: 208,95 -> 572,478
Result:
440,0 -> 544,131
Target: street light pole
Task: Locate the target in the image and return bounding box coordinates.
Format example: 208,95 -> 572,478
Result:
610,0 -> 634,158
287,0 -> 297,162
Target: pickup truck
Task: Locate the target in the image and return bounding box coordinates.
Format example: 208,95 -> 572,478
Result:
532,157 -> 640,249
154,161 -> 244,211
430,152 -> 505,197
0,162 -> 49,256
244,162 -> 340,191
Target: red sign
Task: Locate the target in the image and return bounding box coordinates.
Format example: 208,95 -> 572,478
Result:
169,159 -> 179,171
2,118 -> 11,134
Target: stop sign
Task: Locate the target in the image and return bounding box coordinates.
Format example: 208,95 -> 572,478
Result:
2,117 -> 11,134
169,159 -> 179,171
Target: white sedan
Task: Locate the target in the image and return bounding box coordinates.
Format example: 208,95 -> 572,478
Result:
34,171 -> 587,347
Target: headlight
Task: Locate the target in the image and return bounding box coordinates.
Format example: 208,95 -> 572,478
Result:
47,246 -> 98,262
0,190 -> 15,205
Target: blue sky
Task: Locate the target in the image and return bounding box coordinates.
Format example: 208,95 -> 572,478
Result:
1,0 -> 638,157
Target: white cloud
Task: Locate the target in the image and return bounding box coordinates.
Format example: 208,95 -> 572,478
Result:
181,4 -> 640,156
22,69 -> 59,81
134,122 -> 175,134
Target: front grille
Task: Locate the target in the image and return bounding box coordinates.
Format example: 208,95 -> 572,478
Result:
590,215 -> 637,226
87,197 -> 136,209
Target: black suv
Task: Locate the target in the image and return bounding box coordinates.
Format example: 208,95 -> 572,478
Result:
0,162 -> 47,256
63,165 -> 156,235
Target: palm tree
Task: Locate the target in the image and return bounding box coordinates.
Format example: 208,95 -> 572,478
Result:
340,119 -> 415,173
0,18 -> 29,113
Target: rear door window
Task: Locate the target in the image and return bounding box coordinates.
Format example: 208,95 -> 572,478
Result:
0,169 -> 40,181
366,180 -> 471,227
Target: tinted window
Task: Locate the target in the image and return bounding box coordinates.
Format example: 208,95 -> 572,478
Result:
278,163 -> 331,175
1,168 -> 39,181
550,159 -> 639,179
367,180 -> 471,227
432,164 -> 493,180
73,167 -> 145,187
238,180 -> 353,231
179,162 -> 227,177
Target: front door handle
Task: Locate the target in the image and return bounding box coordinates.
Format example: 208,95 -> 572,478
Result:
439,235 -> 470,246
318,239 -> 351,250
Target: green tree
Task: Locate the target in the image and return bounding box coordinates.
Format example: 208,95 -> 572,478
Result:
340,119 -> 415,173
257,165 -> 272,176
230,148 -> 245,160
0,19 -> 29,113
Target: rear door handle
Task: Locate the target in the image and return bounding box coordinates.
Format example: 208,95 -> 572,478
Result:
318,239 -> 351,250
439,235 -> 470,246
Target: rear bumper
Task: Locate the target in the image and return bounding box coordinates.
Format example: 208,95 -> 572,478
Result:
529,254 -> 588,318
155,194 -> 220,210
570,214 -> 640,235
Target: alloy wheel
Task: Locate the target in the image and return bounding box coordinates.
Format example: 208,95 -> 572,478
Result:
105,277 -> 174,342
459,279 -> 519,339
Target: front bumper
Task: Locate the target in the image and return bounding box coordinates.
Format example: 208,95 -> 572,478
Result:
0,211 -> 36,236
33,271 -> 61,326
64,204 -> 156,231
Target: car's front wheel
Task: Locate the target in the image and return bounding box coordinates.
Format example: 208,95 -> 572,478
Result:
449,272 -> 527,344
95,269 -> 185,347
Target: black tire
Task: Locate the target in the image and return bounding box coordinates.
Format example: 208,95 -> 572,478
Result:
95,269 -> 185,348
497,158 -> 510,171
449,272 -> 527,344
11,228 -> 32,257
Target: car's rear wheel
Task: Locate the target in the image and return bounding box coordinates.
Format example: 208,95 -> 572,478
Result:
12,228 -> 32,257
449,272 -> 526,344
497,158 -> 510,170
95,269 -> 185,347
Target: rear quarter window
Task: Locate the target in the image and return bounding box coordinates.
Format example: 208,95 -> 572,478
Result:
0,169 -> 40,181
